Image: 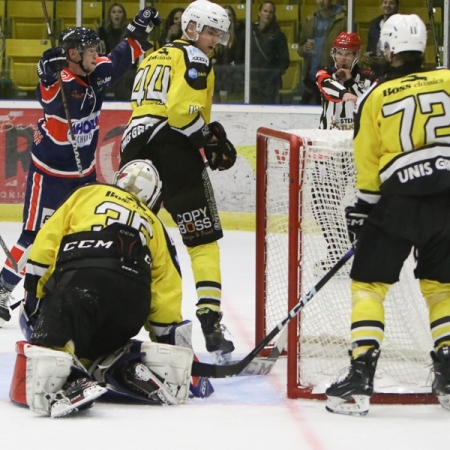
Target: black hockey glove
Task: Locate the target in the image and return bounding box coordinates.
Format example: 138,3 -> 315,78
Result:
37,47 -> 67,83
345,201 -> 374,248
127,7 -> 161,38
204,122 -> 237,171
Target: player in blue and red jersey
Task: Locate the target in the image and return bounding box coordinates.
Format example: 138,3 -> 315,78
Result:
0,8 -> 161,325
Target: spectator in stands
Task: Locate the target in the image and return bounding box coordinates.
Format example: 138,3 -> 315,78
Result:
361,0 -> 400,77
98,2 -> 137,100
298,0 -> 346,105
211,5 -> 245,102
158,7 -> 184,47
235,1 -> 290,104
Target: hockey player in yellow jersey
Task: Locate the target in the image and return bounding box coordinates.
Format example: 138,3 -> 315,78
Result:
326,14 -> 450,415
120,0 -> 237,363
15,161 -> 196,417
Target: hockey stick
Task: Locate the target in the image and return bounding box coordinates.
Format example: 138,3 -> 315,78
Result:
239,324 -> 288,376
191,247 -> 355,378
427,0 -> 442,68
41,0 -> 84,177
0,234 -> 18,273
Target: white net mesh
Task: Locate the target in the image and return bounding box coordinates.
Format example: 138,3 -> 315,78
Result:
261,128 -> 433,396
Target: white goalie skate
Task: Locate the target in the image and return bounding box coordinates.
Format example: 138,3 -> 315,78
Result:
47,378 -> 107,418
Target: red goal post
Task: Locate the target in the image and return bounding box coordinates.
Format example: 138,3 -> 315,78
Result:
255,127 -> 437,404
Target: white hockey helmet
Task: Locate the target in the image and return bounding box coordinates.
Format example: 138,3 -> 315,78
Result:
181,0 -> 230,45
379,14 -> 427,55
113,159 -> 162,209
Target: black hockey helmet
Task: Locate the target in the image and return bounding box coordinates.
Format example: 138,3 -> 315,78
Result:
59,27 -> 100,53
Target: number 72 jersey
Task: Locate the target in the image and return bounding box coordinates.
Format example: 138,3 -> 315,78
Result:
353,69 -> 450,204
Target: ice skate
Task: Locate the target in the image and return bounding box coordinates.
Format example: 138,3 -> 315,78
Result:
196,307 -> 234,364
431,346 -> 450,411
326,348 -> 380,416
47,378 -> 107,418
0,286 -> 12,326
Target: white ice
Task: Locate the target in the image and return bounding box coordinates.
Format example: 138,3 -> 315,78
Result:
0,222 -> 447,450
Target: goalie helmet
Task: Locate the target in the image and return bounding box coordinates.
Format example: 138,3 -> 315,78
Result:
181,0 -> 230,45
113,160 -> 162,209
331,32 -> 361,69
59,27 -> 100,53
379,14 -> 427,55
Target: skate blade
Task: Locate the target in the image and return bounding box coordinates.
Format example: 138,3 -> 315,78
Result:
325,395 -> 370,416
438,395 -> 450,411
211,350 -> 232,366
51,385 -> 107,418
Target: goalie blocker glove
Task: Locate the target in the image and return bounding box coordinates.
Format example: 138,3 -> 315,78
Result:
345,200 -> 374,248
126,7 -> 161,51
37,47 -> 67,84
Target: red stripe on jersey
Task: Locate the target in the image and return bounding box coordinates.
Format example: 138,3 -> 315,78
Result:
126,37 -> 145,60
316,70 -> 341,103
40,82 -> 60,103
25,172 -> 43,231
31,154 -> 96,178
43,116 -> 69,143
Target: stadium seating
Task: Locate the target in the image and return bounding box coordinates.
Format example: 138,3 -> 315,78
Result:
55,1 -> 103,33
6,1 -> 54,39
279,43 -> 302,103
5,39 -> 51,94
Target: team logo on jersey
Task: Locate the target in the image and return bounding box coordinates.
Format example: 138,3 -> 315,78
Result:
397,158 -> 450,183
187,46 -> 208,65
188,68 -> 198,79
70,114 -> 100,147
97,76 -> 112,86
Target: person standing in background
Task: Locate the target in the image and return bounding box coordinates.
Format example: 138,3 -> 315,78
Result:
235,1 -> 290,104
158,7 -> 184,47
298,0 -> 346,105
98,2 -> 139,100
361,0 -> 400,77
211,5 -> 245,102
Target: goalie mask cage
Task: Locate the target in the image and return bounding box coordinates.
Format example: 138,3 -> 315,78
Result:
255,127 -> 437,404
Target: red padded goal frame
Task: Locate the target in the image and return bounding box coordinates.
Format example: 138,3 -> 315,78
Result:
255,126 -> 437,404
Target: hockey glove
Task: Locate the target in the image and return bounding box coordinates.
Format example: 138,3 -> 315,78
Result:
345,201 -> 374,248
127,7 -> 161,38
37,47 -> 67,83
204,122 -> 237,171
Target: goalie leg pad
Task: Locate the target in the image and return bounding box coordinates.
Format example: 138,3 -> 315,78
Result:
140,341 -> 194,404
155,321 -> 215,398
10,341 -> 74,415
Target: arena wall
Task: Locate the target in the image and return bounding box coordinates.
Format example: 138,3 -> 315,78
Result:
0,101 -> 321,230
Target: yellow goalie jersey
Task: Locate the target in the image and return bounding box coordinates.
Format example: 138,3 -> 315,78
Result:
25,183 -> 183,326
353,68 -> 450,205
123,40 -> 214,146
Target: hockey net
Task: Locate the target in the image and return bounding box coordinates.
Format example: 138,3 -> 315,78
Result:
255,127 -> 436,403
